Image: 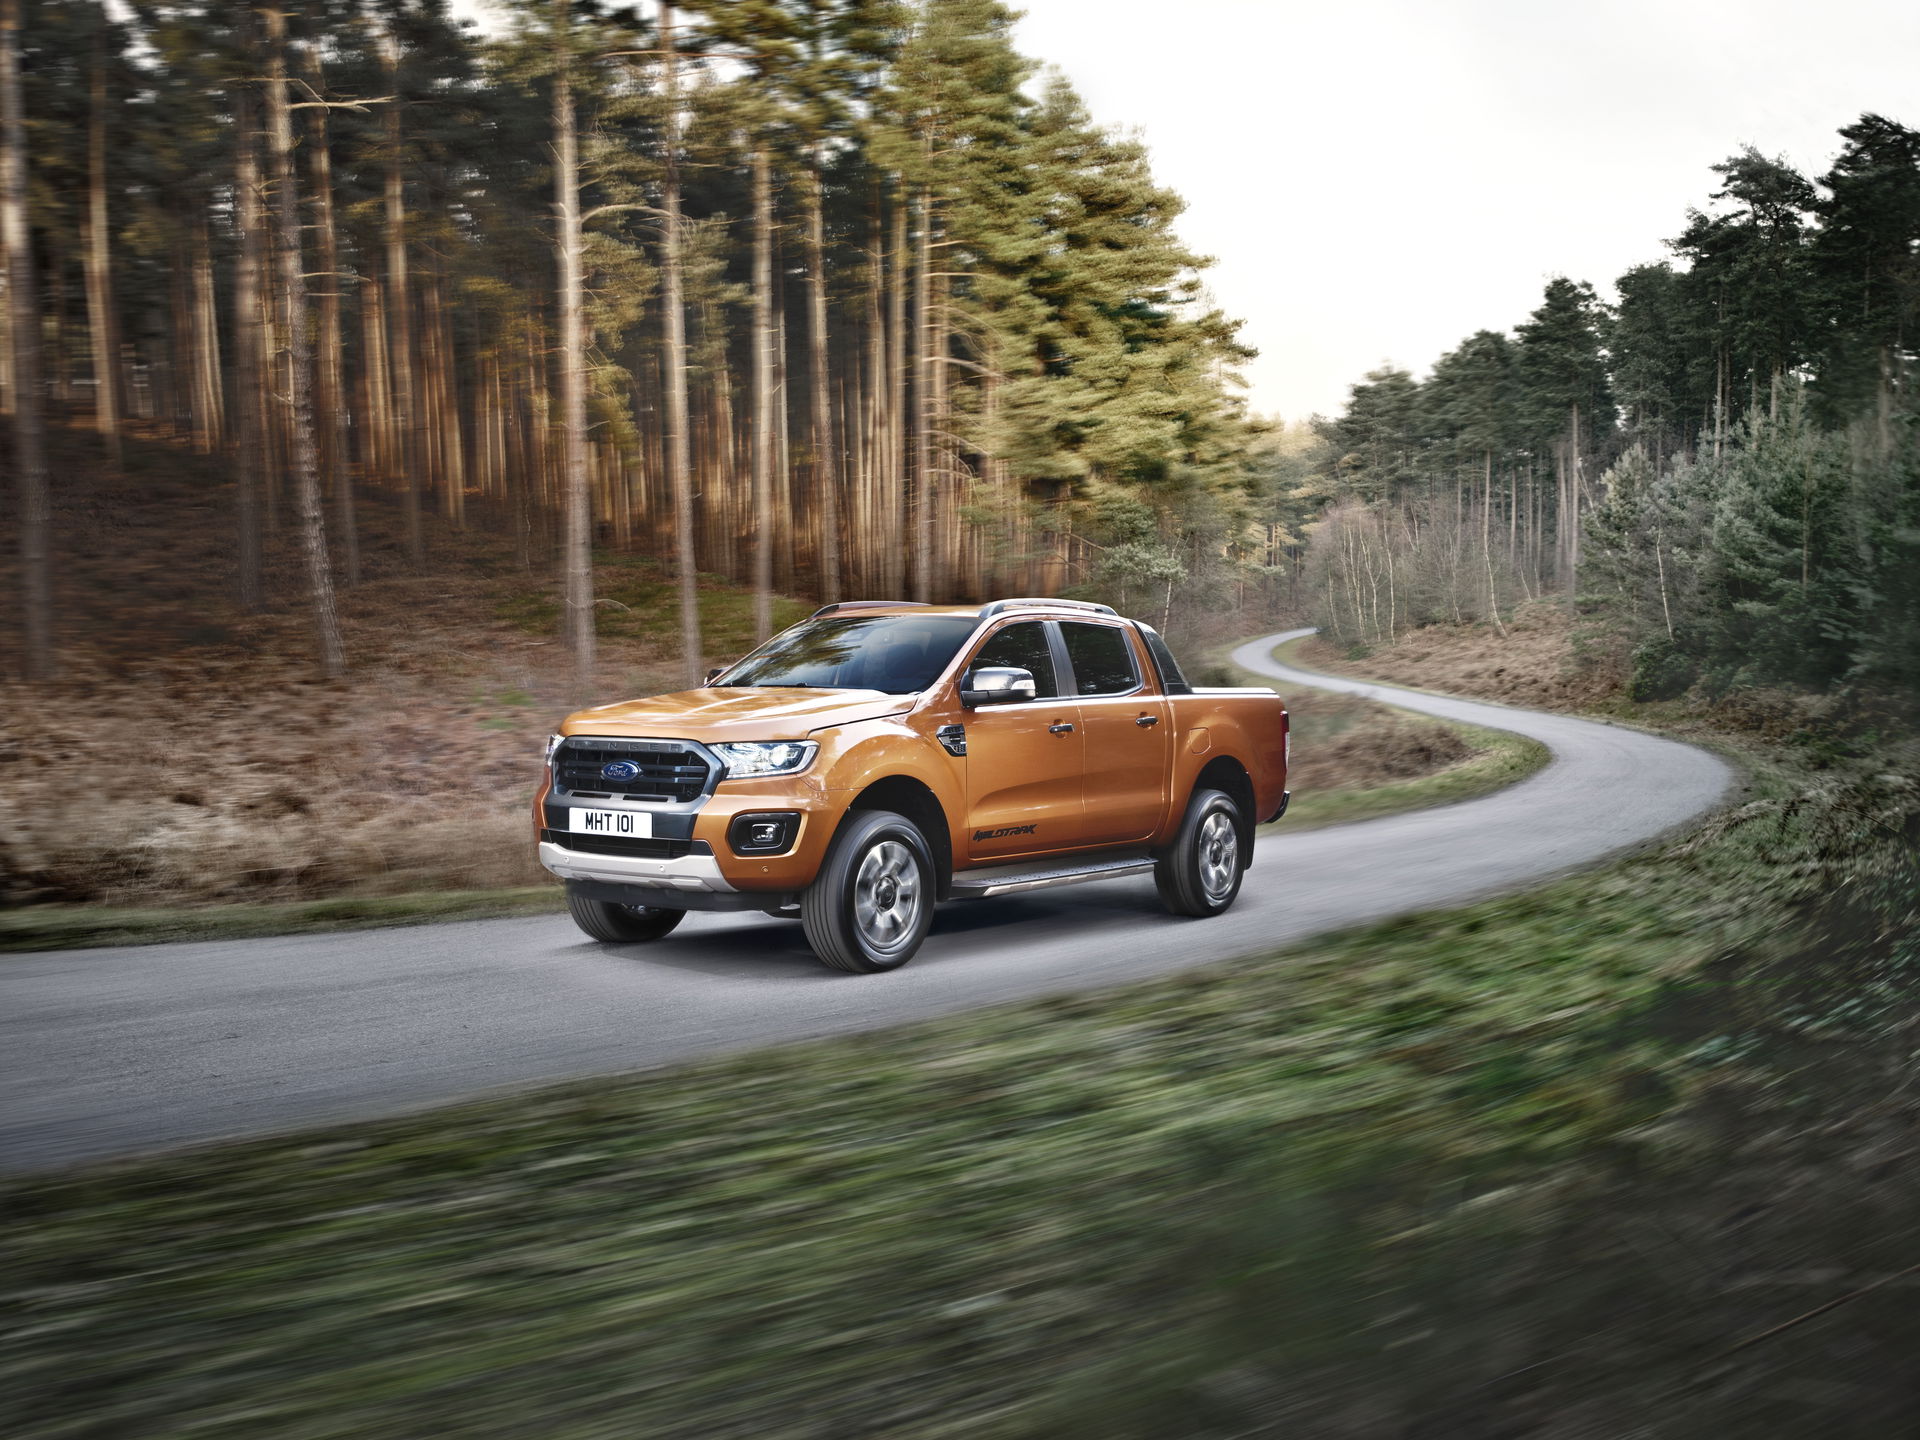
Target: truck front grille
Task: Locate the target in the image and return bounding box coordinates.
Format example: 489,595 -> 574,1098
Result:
554,739 -> 712,803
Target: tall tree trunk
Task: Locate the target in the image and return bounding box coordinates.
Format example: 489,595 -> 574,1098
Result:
552,0 -> 594,692
189,216 -> 224,453
773,268 -> 793,591
750,142 -> 775,642
84,24 -> 119,465
887,189 -> 908,595
359,274 -> 391,483
911,188 -> 933,601
1566,401 -> 1582,595
264,4 -> 344,678
305,47 -> 357,586
864,193 -> 891,593
382,32 -> 422,567
231,46 -> 266,613
1482,448 -> 1505,635
1,0 -> 49,678
422,270 -> 464,527
661,1 -> 700,685
804,141 -> 840,601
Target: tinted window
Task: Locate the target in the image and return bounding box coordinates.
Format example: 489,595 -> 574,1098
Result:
970,621 -> 1060,698
1061,622 -> 1138,695
1138,624 -> 1192,694
721,614 -> 977,691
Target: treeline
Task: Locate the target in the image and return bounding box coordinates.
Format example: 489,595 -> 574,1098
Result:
1296,115 -> 1920,699
0,0 -> 1260,687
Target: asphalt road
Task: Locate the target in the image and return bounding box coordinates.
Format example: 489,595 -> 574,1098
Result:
1,631 -> 1734,1172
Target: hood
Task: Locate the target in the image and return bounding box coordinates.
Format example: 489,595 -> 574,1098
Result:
565,687 -> 913,742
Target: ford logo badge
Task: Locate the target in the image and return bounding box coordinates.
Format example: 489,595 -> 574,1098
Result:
600,760 -> 643,783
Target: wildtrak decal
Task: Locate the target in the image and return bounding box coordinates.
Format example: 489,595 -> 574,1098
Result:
973,824 -> 1038,841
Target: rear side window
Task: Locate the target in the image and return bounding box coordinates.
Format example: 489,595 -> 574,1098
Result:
970,621 -> 1061,698
1138,624 -> 1192,694
1061,622 -> 1139,696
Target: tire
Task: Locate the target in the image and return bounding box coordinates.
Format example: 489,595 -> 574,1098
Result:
1155,787 -> 1247,918
801,809 -> 936,973
565,887 -> 686,943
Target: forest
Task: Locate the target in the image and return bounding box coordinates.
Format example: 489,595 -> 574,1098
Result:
0,0 -> 1260,691
3,1 -> 1916,710
1293,115 -> 1920,705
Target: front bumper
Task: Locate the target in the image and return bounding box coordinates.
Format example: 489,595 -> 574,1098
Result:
539,838 -> 736,892
540,839 -> 801,915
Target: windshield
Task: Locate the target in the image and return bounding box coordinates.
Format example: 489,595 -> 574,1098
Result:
718,615 -> 979,692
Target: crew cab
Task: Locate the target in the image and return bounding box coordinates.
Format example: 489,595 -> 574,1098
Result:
534,599 -> 1289,972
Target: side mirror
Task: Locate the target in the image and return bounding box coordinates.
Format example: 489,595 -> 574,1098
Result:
704,667 -> 725,686
960,666 -> 1037,707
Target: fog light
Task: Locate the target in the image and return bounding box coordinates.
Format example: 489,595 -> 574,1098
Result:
729,811 -> 800,856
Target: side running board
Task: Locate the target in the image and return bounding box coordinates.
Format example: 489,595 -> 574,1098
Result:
949,850 -> 1156,900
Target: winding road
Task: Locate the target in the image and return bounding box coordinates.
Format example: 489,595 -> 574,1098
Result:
1,631 -> 1733,1172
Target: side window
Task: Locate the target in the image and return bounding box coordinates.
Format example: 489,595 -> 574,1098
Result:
1138,625 -> 1192,694
1061,622 -> 1139,696
969,621 -> 1060,699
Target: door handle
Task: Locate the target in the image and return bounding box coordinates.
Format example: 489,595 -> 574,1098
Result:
1049,722 -> 1075,734
1135,714 -> 1160,727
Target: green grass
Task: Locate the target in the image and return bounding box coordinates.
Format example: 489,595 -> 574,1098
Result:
11,726 -> 1869,1439
0,886 -> 564,954
1277,719 -> 1546,830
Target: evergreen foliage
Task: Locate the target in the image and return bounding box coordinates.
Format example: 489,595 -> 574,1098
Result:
1301,112 -> 1920,708
2,0 -> 1261,679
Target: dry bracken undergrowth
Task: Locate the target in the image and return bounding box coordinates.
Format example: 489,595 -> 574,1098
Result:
0,425 -> 688,906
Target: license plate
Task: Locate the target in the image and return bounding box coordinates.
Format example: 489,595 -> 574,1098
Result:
568,807 -> 652,838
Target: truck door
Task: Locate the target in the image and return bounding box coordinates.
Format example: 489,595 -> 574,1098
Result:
956,619 -> 1085,861
1059,620 -> 1171,846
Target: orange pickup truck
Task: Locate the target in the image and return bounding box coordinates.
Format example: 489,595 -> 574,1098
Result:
535,599 -> 1289,972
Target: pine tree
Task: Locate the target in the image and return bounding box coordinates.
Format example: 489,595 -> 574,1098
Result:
1516,277 -> 1613,591
261,1 -> 344,677
1809,115 -> 1920,431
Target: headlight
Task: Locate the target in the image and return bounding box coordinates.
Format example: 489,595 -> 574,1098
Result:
546,733 -> 564,761
712,740 -> 818,778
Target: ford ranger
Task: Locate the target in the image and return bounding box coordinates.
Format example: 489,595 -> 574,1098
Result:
534,599 -> 1289,972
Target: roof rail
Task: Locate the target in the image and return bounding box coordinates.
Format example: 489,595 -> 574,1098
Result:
809,599 -> 932,618
976,597 -> 1119,619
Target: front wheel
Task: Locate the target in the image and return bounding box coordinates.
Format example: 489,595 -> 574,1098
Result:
565,887 -> 686,943
801,809 -> 935,973
1155,788 -> 1246,917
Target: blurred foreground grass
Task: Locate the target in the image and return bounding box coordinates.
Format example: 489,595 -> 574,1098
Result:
10,719 -> 1918,1437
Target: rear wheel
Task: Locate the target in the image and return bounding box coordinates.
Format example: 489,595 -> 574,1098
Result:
1155,787 -> 1246,917
801,809 -> 935,973
565,887 -> 686,943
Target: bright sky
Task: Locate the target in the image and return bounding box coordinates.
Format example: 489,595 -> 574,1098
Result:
1013,0 -> 1920,420
450,0 -> 1919,421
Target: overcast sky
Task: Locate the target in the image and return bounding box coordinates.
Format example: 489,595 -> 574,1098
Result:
1012,0 -> 1920,420
450,0 -> 1919,421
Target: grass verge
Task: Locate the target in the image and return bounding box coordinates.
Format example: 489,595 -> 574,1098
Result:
11,725 -> 1913,1437
1210,634 -> 1551,832
1276,718 -> 1545,830
0,886 -> 564,954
